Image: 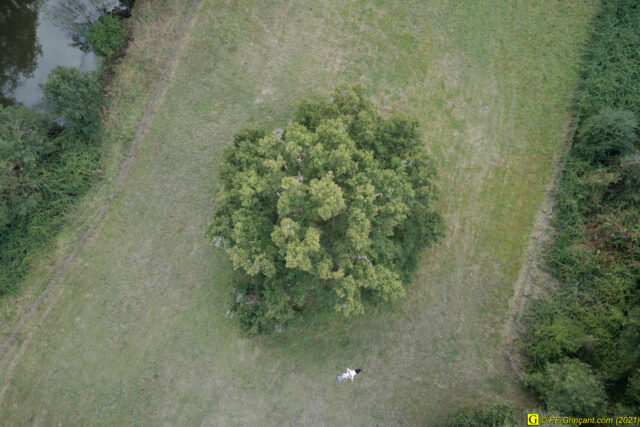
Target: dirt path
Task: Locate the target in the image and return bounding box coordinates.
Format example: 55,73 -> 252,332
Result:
0,0 -> 201,405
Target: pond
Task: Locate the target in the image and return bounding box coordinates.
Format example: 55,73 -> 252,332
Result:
0,0 -> 98,108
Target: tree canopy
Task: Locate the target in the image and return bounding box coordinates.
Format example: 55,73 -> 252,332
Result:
208,84 -> 443,333
41,66 -> 102,136
525,359 -> 607,417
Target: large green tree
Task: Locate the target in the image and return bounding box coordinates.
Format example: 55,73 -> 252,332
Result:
208,84 -> 443,333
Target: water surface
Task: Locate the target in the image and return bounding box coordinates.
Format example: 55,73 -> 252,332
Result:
0,0 -> 97,108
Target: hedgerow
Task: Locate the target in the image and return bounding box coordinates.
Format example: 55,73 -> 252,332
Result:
519,0 -> 640,413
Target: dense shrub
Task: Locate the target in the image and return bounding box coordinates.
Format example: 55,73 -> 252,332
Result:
208,84 -> 443,333
447,401 -> 516,427
574,108 -> 638,165
620,150 -> 640,176
0,129 -> 101,295
525,359 -> 607,416
626,369 -> 640,407
576,0 -> 640,118
0,67 -> 103,295
42,66 -> 103,136
86,15 -> 127,57
0,105 -> 52,232
519,0 -> 640,414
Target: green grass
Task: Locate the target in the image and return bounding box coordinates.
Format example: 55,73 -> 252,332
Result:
0,0 -> 596,424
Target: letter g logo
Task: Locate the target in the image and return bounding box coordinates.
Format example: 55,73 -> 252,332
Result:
527,414 -> 539,425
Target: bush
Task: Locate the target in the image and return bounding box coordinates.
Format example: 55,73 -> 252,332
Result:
208,84 -> 443,333
626,369 -> 640,406
0,105 -> 52,232
41,66 -> 103,137
0,125 -> 102,295
574,108 -> 638,165
576,0 -> 640,118
619,152 -> 640,191
86,15 -> 127,57
0,68 -> 104,295
518,301 -> 590,371
447,401 -> 516,427
525,359 -> 607,417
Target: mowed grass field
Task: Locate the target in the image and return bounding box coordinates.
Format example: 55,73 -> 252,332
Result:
0,0 -> 596,424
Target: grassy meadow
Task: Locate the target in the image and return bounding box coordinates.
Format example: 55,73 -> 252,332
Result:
0,0 -> 596,424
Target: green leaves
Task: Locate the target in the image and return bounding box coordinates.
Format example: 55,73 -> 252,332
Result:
41,66 -> 103,137
208,84 -> 443,333
0,105 -> 51,231
447,401 -> 516,427
309,172 -> 346,220
0,96 -> 103,295
86,15 -> 127,58
525,359 -> 607,417
575,108 -> 638,165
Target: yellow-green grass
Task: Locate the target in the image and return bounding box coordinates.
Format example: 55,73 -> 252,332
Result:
0,0 -> 596,424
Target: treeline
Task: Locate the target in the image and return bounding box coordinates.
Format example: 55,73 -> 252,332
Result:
0,5 -> 131,295
518,0 -> 640,416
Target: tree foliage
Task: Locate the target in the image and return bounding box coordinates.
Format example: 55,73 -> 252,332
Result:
45,0 -> 133,51
574,107 -> 638,165
1,67 -> 104,295
86,15 -> 127,57
208,84 -> 443,333
525,359 -> 607,417
0,105 -> 52,232
41,66 -> 103,136
576,0 -> 640,119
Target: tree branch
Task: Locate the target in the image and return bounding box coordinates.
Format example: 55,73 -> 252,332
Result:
355,255 -> 373,266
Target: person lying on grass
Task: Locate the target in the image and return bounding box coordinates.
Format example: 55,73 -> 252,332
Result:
337,368 -> 362,382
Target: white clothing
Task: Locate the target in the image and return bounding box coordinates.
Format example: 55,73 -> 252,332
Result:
346,368 -> 356,381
